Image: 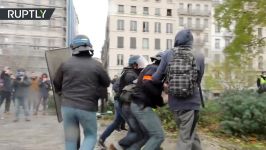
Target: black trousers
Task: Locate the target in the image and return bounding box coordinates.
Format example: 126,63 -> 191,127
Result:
0,91 -> 12,112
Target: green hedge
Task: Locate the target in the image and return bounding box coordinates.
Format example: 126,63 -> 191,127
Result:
218,90 -> 266,137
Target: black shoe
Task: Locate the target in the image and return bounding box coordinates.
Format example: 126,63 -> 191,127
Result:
98,138 -> 106,150
120,127 -> 128,131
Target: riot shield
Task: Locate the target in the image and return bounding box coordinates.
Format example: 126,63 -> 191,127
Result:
45,48 -> 71,122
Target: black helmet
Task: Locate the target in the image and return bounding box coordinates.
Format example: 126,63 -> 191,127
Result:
70,35 -> 94,56
150,52 -> 163,62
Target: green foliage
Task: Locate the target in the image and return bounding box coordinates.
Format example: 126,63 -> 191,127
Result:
215,0 -> 266,59
199,100 -> 222,127
155,106 -> 177,132
218,90 -> 266,137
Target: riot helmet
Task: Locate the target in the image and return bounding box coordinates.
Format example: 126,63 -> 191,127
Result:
70,35 -> 94,56
128,55 -> 148,69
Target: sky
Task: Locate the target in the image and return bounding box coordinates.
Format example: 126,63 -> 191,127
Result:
73,0 -> 109,58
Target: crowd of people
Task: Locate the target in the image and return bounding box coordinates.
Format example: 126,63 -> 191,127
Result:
0,67 -> 51,121
53,29 -> 205,150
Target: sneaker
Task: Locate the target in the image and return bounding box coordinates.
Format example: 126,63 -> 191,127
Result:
98,138 -> 106,150
33,112 -> 37,116
13,119 -> 19,122
42,112 -> 47,115
25,118 -> 31,121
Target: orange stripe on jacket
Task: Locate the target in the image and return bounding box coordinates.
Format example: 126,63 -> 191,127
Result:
143,75 -> 152,80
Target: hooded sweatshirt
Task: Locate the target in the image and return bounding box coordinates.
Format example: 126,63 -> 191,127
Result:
152,29 -> 205,111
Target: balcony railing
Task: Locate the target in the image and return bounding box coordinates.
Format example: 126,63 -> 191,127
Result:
178,8 -> 211,17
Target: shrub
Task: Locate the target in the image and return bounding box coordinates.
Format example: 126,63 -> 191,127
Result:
156,106 -> 177,132
218,90 -> 266,137
199,100 -> 221,128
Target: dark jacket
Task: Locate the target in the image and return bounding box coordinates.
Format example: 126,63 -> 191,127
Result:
0,71 -> 13,92
152,29 -> 205,111
39,80 -> 51,97
13,76 -> 31,98
132,64 -> 164,108
53,55 -> 111,112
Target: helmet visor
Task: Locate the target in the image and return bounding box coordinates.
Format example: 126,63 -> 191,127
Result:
135,56 -> 148,69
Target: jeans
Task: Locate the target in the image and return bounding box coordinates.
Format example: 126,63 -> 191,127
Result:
62,106 -> 97,150
119,103 -> 147,150
35,95 -> 48,113
100,100 -> 125,142
173,110 -> 202,150
0,91 -> 12,112
15,97 -> 30,119
131,102 -> 165,150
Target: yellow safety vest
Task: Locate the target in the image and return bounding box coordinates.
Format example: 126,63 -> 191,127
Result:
260,77 -> 266,85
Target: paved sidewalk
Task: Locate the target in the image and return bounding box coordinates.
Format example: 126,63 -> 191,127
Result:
0,114 -> 225,150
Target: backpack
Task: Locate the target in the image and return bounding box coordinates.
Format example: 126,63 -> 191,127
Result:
167,47 -> 198,98
119,84 -> 136,103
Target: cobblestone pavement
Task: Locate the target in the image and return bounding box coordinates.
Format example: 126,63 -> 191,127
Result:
0,112 -> 227,150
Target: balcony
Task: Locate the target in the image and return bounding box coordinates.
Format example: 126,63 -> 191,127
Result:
183,24 -> 207,31
178,8 -> 211,17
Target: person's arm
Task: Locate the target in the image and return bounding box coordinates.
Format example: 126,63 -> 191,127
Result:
196,53 -> 205,84
53,64 -> 64,93
152,52 -> 169,81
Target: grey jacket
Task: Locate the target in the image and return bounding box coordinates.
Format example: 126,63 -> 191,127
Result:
13,76 -> 31,98
53,55 -> 111,112
152,29 -> 205,111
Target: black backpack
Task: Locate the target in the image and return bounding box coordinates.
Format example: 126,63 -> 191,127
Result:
119,84 -> 136,103
167,47 -> 198,98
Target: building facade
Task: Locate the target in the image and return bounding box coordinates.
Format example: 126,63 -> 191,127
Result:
102,0 -> 213,79
0,0 -> 78,73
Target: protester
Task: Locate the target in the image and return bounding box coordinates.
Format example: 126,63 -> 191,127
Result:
29,72 -> 40,114
110,55 -> 148,150
35,73 -> 51,115
13,68 -> 31,122
0,66 -> 14,115
257,71 -> 266,94
130,52 -> 165,150
53,35 -> 110,150
152,29 -> 205,150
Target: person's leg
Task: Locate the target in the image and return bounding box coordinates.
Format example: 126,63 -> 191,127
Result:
35,96 -> 42,115
118,103 -> 146,150
22,97 -> 30,120
14,97 -> 21,121
42,96 -> 48,115
77,109 -> 97,150
100,100 -> 124,142
4,92 -> 11,113
173,110 -> 202,150
131,103 -> 164,150
61,106 -> 80,150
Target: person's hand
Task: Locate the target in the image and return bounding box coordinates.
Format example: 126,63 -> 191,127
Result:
163,83 -> 168,94
10,75 -> 15,79
43,78 -> 48,82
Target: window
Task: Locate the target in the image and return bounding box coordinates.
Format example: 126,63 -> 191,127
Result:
131,6 -> 137,14
215,24 -> 221,33
215,39 -> 220,49
258,28 -> 262,38
187,4 -> 192,12
118,5 -> 124,13
166,23 -> 173,33
155,39 -> 160,50
204,19 -> 208,28
154,22 -> 161,33
204,33 -> 208,42
167,9 -> 172,16
166,39 -> 172,49
143,7 -> 149,15
188,18 -> 192,28
49,0 -> 55,5
155,8 -> 161,16
179,3 -> 184,9
214,54 -> 221,63
117,20 -> 124,31
196,18 -> 200,28
258,56 -> 263,70
142,38 -> 149,49
130,21 -> 137,31
179,17 -> 184,26
130,37 -> 136,49
196,4 -> 200,11
225,38 -> 230,46
143,22 -> 149,32
204,48 -> 209,57
204,4 -> 209,11
117,54 -> 124,65
117,37 -> 124,48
